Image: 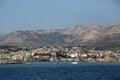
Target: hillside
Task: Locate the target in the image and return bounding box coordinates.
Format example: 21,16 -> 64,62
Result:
0,23 -> 120,48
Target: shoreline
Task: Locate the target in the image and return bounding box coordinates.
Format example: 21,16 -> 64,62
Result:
0,61 -> 120,65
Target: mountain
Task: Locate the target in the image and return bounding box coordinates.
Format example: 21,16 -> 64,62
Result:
0,33 -> 5,42
0,23 -> 120,48
0,30 -> 78,47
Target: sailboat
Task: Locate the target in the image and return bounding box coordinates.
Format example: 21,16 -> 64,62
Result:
54,52 -> 59,64
23,57 -> 32,64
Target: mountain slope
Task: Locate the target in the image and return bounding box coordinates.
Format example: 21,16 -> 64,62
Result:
0,33 -> 5,42
0,31 -> 78,47
0,23 -> 120,48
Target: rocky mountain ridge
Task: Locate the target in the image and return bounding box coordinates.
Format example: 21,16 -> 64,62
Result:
0,23 -> 120,48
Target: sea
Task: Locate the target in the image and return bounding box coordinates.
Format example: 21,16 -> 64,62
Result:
0,62 -> 120,80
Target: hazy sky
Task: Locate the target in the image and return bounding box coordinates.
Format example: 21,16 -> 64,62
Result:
0,0 -> 120,33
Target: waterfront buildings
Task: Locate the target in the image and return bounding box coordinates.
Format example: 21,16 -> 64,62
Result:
0,46 -> 120,64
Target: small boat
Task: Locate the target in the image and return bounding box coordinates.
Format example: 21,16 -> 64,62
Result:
71,61 -> 78,64
71,54 -> 78,64
54,52 -> 59,64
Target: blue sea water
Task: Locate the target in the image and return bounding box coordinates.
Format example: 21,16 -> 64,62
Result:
0,62 -> 120,80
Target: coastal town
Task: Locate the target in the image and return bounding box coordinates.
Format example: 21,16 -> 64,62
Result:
0,46 -> 120,64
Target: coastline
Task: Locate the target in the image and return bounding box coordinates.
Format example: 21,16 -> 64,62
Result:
1,46 -> 120,64
0,61 -> 120,65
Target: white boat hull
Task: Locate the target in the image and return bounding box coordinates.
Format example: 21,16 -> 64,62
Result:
71,62 -> 78,64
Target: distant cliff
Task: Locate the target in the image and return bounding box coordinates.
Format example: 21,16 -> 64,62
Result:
0,23 -> 120,48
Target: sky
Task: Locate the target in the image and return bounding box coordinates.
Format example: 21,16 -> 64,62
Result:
0,0 -> 120,33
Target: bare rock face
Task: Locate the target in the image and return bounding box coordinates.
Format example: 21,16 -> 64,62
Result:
0,23 -> 120,48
